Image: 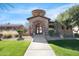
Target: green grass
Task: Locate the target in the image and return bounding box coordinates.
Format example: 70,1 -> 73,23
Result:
48,40 -> 79,56
0,40 -> 30,56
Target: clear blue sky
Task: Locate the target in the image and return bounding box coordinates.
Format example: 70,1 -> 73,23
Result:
0,3 -> 78,26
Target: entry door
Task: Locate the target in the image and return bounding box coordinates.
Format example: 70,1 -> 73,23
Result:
36,25 -> 43,34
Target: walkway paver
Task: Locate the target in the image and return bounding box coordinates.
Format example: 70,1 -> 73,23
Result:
24,35 -> 55,56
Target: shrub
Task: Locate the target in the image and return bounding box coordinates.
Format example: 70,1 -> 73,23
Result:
0,34 -> 3,38
22,32 -> 30,36
15,35 -> 19,37
3,35 -> 12,38
48,30 -> 56,36
74,33 -> 79,38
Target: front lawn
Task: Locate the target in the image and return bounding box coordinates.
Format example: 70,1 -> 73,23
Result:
0,40 -> 30,56
48,40 -> 79,56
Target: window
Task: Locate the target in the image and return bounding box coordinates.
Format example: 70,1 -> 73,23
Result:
66,27 -> 69,30
62,26 -> 64,29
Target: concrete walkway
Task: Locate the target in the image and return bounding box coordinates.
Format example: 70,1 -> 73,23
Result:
24,35 -> 55,56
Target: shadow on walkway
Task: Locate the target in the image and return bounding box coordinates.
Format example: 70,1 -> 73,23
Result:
32,35 -> 48,43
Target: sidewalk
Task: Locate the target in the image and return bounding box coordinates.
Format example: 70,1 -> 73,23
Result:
24,35 -> 55,56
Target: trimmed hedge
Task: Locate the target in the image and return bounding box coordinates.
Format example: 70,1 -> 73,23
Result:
74,33 -> 79,38
48,30 -> 56,36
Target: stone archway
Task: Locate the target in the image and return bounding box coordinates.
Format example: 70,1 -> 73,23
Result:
35,22 -> 43,34
27,9 -> 50,36
33,20 -> 45,35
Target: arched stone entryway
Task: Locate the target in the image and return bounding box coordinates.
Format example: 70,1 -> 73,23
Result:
27,9 -> 50,36
32,20 -> 46,35
34,21 -> 43,34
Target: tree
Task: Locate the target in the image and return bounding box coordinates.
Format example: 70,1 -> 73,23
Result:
56,5 -> 79,31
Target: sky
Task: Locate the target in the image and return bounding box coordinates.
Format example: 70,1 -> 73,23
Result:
0,3 -> 78,26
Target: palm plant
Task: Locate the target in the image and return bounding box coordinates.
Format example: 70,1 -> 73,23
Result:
0,3 -> 14,10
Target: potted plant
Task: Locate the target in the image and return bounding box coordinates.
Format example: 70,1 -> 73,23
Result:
16,29 -> 24,40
